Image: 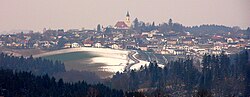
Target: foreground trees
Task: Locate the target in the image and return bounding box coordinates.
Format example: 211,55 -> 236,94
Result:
110,50 -> 250,96
0,50 -> 249,96
0,53 -> 145,96
0,53 -> 65,75
0,69 -> 145,97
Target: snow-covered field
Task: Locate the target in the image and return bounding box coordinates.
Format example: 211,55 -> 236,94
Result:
130,51 -> 164,70
34,47 -> 130,72
86,48 -> 129,72
34,47 -> 163,73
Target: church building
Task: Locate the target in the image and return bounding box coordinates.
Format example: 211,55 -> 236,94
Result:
114,12 -> 131,29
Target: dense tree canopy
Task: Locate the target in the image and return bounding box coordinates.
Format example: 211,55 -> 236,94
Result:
0,69 -> 145,97
110,50 -> 250,96
0,53 -> 65,75
0,49 -> 249,96
97,24 -> 101,33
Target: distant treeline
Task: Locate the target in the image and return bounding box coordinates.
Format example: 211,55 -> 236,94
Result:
0,53 -> 144,97
0,53 -> 65,75
109,50 -> 250,96
0,69 -> 145,97
131,18 -> 250,37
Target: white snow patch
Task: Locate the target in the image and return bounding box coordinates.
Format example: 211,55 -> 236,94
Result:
34,47 -> 165,73
34,47 -> 130,73
130,51 -> 165,70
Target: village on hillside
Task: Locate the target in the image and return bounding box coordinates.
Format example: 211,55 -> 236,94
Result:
0,12 -> 250,59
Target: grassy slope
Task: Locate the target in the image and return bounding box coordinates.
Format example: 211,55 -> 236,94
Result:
42,51 -> 99,61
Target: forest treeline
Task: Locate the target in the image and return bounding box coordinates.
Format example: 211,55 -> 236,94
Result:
0,52 -> 104,84
0,50 -> 249,96
129,18 -> 250,38
109,50 -> 250,96
0,53 -> 144,97
0,53 -> 65,75
0,69 -> 146,97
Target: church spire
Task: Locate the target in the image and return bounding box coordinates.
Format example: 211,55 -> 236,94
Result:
126,11 -> 130,17
125,11 -> 131,28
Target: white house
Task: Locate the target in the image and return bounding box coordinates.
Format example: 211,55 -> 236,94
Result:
175,49 -> 185,55
196,49 -> 207,55
64,43 -> 71,48
245,44 -> 250,50
213,46 -> 222,51
71,43 -> 80,48
111,44 -> 121,49
94,42 -> 102,48
33,43 -> 39,48
211,50 -> 221,55
179,45 -> 192,51
40,41 -> 51,48
0,41 -> 5,46
226,38 -> 234,43
161,49 -> 173,55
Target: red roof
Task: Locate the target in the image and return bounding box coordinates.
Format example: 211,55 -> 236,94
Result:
139,44 -> 148,47
83,40 -> 94,44
114,21 -> 128,29
211,35 -> 223,40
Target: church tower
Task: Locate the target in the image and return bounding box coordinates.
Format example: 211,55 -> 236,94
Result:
125,11 -> 131,28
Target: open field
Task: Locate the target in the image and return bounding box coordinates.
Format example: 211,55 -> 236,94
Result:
42,51 -> 98,61
0,47 -> 47,57
33,47 -> 131,78
1,47 -> 156,78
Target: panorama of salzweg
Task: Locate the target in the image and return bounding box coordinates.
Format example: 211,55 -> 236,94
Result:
0,11 -> 250,96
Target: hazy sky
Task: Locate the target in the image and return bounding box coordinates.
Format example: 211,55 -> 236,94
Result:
0,0 -> 249,33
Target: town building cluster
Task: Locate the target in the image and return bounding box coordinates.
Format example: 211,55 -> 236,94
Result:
0,12 -> 249,57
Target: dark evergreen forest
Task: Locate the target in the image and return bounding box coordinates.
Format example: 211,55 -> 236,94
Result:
0,50 -> 249,96
110,50 -> 250,96
131,18 -> 250,39
0,53 -> 65,75
0,69 -> 146,97
0,53 -> 144,97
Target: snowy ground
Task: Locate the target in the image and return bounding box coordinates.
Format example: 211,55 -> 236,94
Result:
130,51 -> 164,70
34,47 -> 130,73
34,47 -> 164,73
